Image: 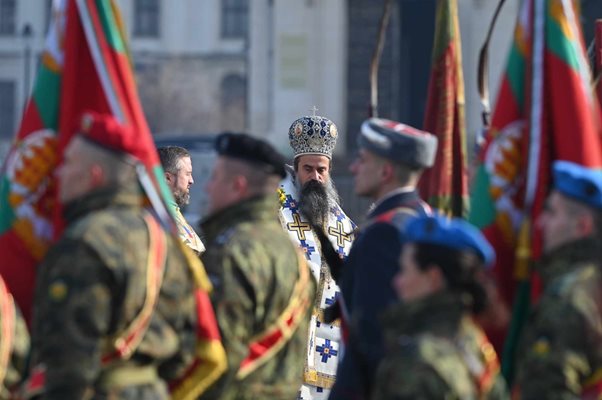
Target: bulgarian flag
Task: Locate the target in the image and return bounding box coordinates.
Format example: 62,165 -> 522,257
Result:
0,0 -> 225,397
418,0 -> 469,218
468,0 -> 602,382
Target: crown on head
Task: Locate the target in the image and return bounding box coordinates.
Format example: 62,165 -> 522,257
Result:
288,115 -> 338,159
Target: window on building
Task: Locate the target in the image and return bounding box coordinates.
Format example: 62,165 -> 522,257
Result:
221,74 -> 247,131
0,81 -> 16,139
0,0 -> 16,35
134,0 -> 159,38
221,74 -> 246,107
221,0 -> 248,39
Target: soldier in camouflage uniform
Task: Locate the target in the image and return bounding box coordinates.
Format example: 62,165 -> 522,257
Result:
514,161 -> 602,399
0,275 -> 29,399
200,133 -> 316,400
372,214 -> 508,400
30,113 -> 199,399
158,146 -> 205,255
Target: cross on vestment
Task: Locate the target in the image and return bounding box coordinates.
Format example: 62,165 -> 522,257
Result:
287,213 -> 311,241
328,220 -> 352,248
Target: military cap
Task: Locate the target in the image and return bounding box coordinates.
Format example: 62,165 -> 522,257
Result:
405,214 -> 495,267
553,160 -> 602,209
79,111 -> 141,160
359,118 -> 438,169
215,132 -> 287,178
288,115 -> 338,159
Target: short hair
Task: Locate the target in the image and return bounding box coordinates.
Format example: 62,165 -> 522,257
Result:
158,146 -> 190,174
79,137 -> 137,186
363,151 -> 422,186
392,162 -> 422,186
223,157 -> 281,196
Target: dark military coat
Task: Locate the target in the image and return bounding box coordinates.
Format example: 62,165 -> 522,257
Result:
372,291 -> 508,400
515,238 -> 602,399
31,186 -> 197,399
200,195 -> 316,400
330,189 -> 431,399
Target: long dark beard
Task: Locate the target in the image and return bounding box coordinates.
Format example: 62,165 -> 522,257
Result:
298,179 -> 340,228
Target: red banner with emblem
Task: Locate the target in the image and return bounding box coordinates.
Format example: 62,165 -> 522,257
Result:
0,0 -> 225,397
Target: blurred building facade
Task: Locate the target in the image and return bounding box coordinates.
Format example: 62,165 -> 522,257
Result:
0,0 -> 249,142
0,0 -> 525,154
118,0 -> 248,135
1,0 -> 601,175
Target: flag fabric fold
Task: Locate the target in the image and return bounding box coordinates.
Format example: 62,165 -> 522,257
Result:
468,0 -> 602,382
0,0 -> 225,395
418,0 -> 469,218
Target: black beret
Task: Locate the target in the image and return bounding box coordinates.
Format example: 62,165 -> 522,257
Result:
359,118 -> 438,169
215,132 -> 287,178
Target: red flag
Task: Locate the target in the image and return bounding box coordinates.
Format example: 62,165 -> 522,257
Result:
469,0 -> 602,380
0,0 -> 225,396
418,0 -> 469,217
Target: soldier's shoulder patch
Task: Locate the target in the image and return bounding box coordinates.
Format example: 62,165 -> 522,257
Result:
48,280 -> 69,302
531,337 -> 550,356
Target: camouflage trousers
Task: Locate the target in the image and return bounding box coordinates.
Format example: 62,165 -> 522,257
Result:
93,381 -> 169,400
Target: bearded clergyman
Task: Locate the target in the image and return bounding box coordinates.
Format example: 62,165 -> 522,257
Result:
278,114 -> 356,400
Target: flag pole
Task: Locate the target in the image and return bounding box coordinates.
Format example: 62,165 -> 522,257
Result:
369,0 -> 393,118
501,0 -> 546,384
477,0 -> 508,128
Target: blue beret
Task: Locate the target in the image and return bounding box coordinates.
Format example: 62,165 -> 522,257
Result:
359,118 -> 438,169
405,214 -> 495,267
553,161 -> 602,209
215,132 -> 287,178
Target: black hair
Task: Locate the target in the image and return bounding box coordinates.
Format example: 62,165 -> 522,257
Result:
413,242 -> 488,314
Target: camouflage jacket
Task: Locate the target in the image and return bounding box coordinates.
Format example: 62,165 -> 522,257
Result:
31,185 -> 197,400
372,291 -> 508,400
200,195 -> 316,400
515,238 -> 602,399
0,278 -> 29,400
